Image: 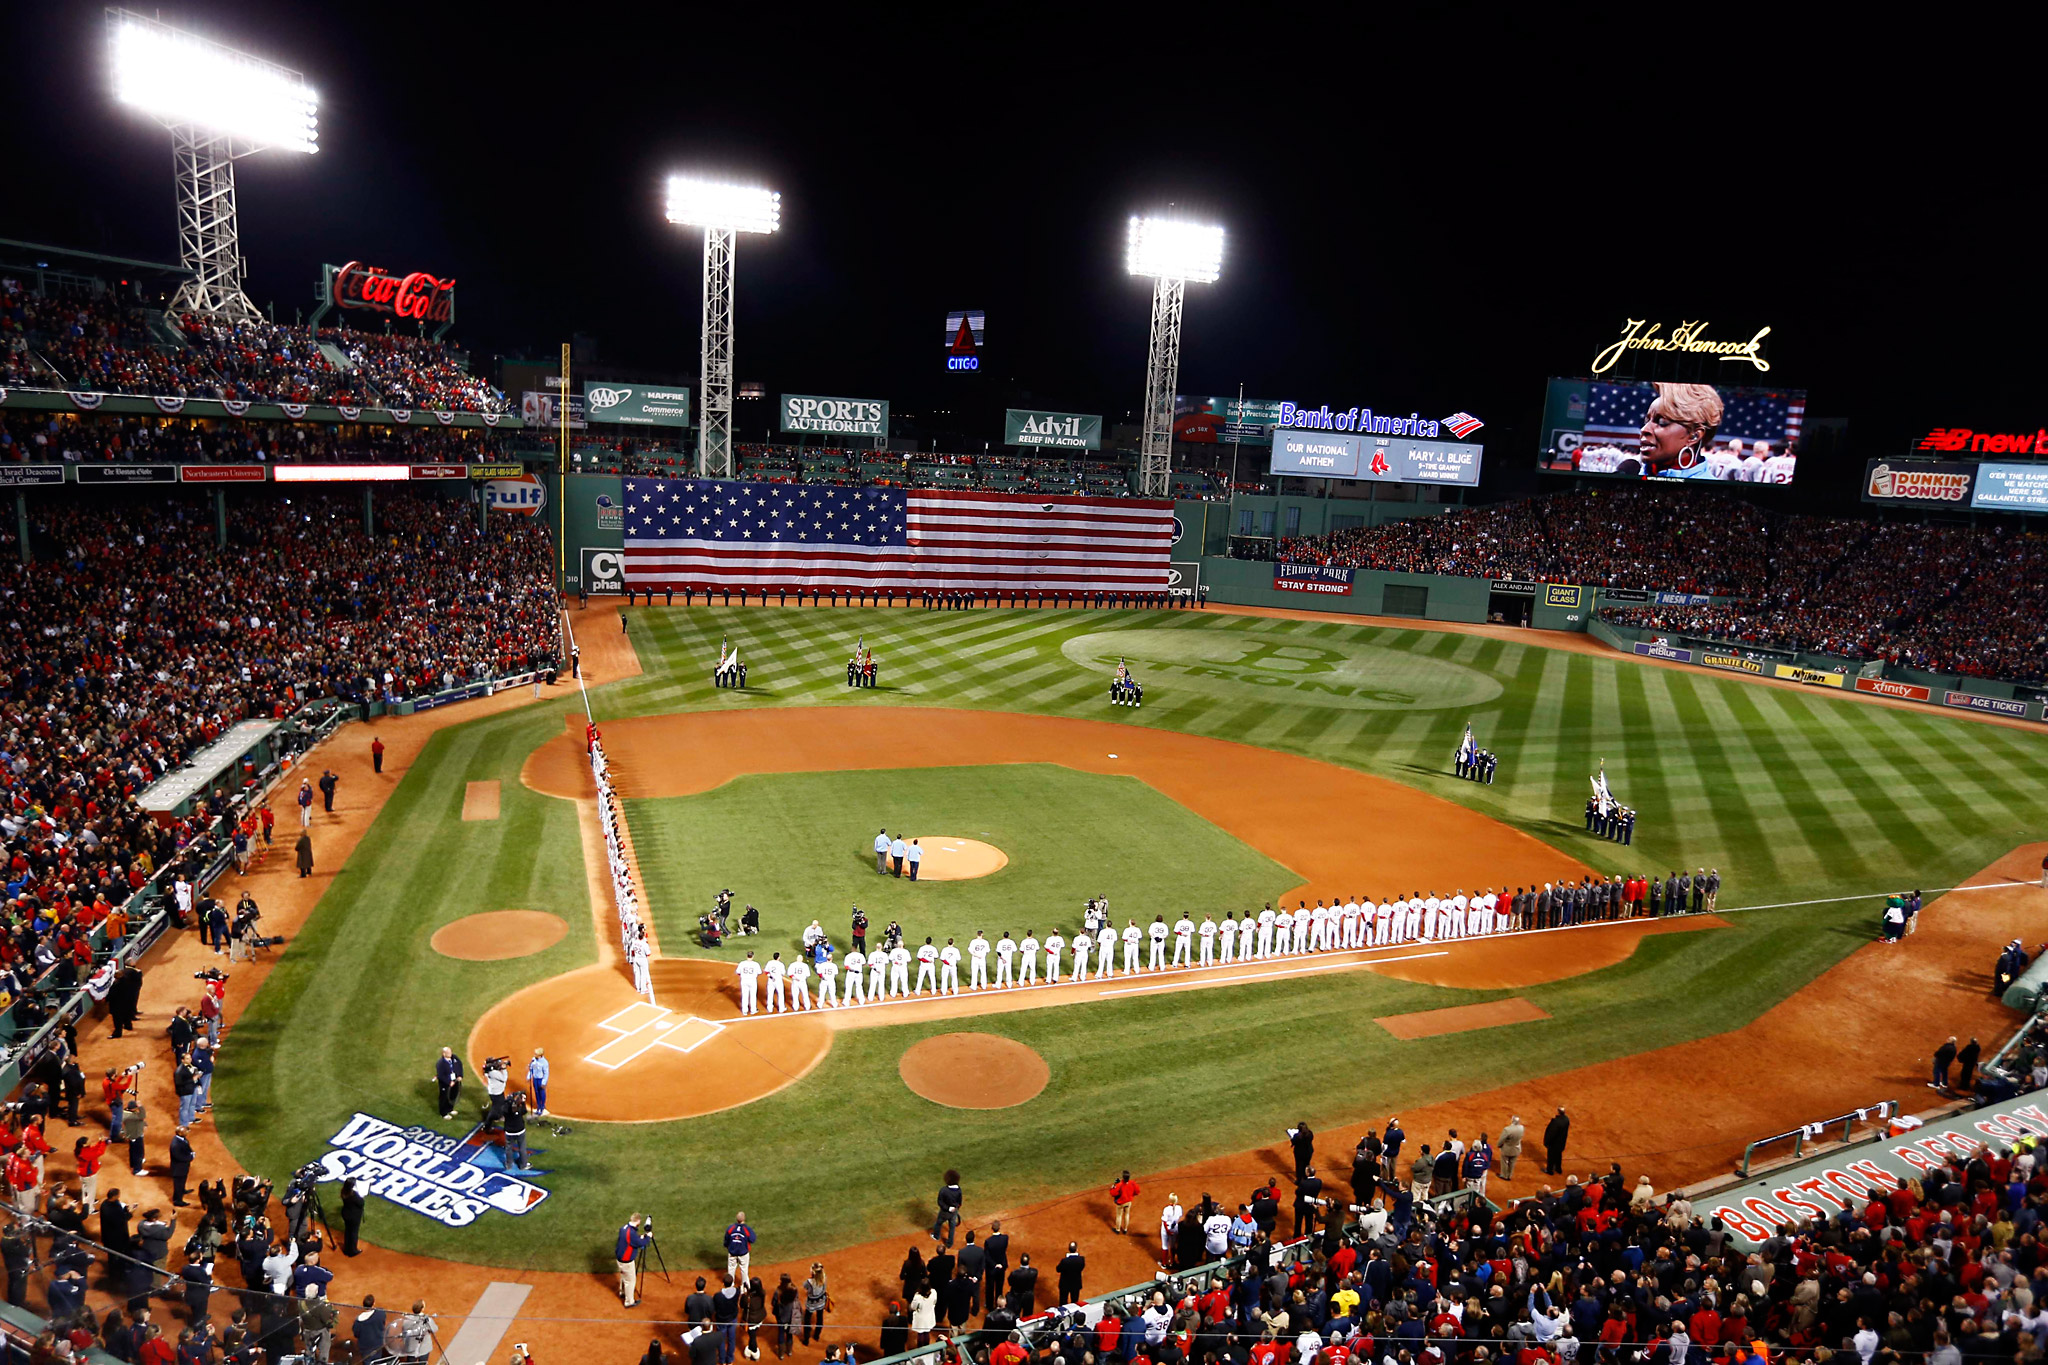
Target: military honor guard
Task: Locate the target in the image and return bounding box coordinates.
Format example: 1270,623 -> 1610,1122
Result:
715,639 -> 748,688
1109,657 -> 1143,706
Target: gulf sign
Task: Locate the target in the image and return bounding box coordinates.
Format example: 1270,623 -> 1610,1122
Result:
484,474 -> 547,515
1707,1098 -> 2048,1248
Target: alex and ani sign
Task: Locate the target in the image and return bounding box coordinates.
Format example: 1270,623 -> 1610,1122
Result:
1591,320 -> 1773,375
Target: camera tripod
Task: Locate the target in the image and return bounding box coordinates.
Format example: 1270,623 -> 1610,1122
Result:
643,1229 -> 673,1285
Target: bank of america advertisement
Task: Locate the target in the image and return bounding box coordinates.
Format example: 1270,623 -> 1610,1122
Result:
780,394 -> 890,436
1004,408 -> 1102,450
582,382 -> 690,429
1174,395 -> 1285,445
1269,431 -> 1483,486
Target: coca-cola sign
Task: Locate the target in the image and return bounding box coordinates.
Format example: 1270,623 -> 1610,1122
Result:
330,261 -> 456,324
1862,459 -> 1975,507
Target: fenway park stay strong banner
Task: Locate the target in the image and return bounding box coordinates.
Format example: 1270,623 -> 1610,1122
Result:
622,479 -> 1174,592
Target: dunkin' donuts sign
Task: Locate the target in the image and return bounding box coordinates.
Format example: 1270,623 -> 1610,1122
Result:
1863,459 -> 1974,506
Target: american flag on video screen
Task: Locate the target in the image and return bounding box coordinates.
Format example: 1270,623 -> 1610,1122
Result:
1585,383 -> 1806,448
622,479 -> 1174,591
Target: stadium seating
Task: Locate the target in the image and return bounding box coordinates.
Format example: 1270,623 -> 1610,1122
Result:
1,410 -> 510,466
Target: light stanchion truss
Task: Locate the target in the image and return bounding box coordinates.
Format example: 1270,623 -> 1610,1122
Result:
1126,215 -> 1224,499
106,9 -> 320,322
665,178 -> 781,481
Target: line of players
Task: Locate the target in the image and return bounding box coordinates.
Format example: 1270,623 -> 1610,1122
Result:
733,889 -> 1542,1014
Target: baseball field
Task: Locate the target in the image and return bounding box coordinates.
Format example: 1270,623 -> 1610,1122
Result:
213,602 -> 2048,1279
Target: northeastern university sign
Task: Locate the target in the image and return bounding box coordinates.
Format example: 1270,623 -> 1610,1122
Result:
1707,1096 -> 2048,1249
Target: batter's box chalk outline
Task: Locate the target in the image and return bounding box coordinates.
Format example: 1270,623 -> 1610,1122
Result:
584,1005 -> 726,1070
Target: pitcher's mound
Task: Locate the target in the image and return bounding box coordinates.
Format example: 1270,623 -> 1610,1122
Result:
432,911 -> 567,961
900,1032 -> 1048,1108
909,838 -> 1007,881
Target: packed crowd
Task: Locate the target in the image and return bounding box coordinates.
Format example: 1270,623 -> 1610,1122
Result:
0,410 -> 512,467
1,279 -> 507,413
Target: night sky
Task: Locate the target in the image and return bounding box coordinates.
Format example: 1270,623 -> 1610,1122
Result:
4,7 -> 2040,508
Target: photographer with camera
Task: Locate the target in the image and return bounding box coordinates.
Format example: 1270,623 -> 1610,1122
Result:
615,1214 -> 651,1308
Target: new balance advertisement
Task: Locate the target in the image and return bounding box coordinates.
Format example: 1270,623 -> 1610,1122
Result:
583,382 -> 691,429
1274,563 -> 1353,595
1540,377 -> 1805,483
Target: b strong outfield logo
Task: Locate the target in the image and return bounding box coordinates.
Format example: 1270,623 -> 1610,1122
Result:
1060,629 -> 1502,711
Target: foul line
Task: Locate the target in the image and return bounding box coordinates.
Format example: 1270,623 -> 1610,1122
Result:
1718,879 -> 2033,914
1094,950 -> 1448,997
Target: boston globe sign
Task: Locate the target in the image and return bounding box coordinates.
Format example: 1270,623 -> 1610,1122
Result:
1005,408 -> 1102,450
582,382 -> 690,429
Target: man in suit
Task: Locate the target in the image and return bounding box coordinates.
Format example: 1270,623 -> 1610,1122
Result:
1056,1243 -> 1085,1304
1293,1167 -> 1323,1237
1498,1116 -> 1525,1181
168,1127 -> 195,1207
435,1048 -> 465,1120
1288,1121 -> 1316,1184
1005,1253 -> 1038,1315
981,1221 -> 1010,1313
1543,1108 -> 1570,1176
1382,1118 -> 1405,1172
352,1295 -> 389,1362
1692,870 -> 1707,914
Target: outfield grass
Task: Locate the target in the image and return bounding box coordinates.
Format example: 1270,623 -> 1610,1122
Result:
630,765 -> 1299,958
214,606 -> 2048,1271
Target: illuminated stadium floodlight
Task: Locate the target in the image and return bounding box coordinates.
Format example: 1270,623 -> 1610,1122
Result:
666,178 -> 781,479
1127,216 -> 1224,498
106,9 -> 319,321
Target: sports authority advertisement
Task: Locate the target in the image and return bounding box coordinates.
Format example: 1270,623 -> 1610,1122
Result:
1540,377 -> 1805,483
1861,459 -> 1976,507
312,1112 -> 548,1228
1971,463 -> 2048,513
1270,431 -> 1483,487
1174,395 -> 1286,445
1005,409 -> 1102,450
1274,563 -> 1353,595
582,382 -> 690,429
945,310 -> 985,371
780,394 -> 889,437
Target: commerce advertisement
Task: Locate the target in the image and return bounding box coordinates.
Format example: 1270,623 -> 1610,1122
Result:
1944,690 -> 2028,717
1274,563 -> 1354,595
1174,395 -> 1286,445
1855,677 -> 1931,702
1005,408 -> 1102,450
582,382 -> 690,429
1774,664 -> 1845,688
1633,641 -> 1693,663
1706,1094 -> 2048,1249
1862,459 -> 1975,507
1539,377 -> 1805,483
1971,463 -> 2048,513
1702,652 -> 1766,676
1269,431 -> 1483,487
781,394 -> 889,437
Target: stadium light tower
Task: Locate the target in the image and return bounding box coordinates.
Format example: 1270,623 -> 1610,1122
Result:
106,9 -> 319,321
1127,215 -> 1223,499
666,178 -> 781,480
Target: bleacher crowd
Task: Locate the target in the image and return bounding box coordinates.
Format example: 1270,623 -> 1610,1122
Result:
1,410 -> 509,468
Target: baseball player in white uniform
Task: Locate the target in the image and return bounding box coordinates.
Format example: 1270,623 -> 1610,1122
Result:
628,931 -> 653,997
764,954 -> 787,1012
939,940 -> 961,995
1420,893 -> 1440,941
992,932 -> 1013,988
1343,897 -> 1363,948
1147,916 -> 1169,971
887,943 -> 911,997
1016,932 -> 1037,984
968,933 -> 990,990
870,947 -> 889,1000
1306,901 -> 1327,952
1041,930 -> 1062,983
1123,920 -> 1144,974
1168,915 -> 1191,966
817,957 -> 839,1008
1099,923 -> 1119,977
1292,903 -> 1311,954
736,952 -> 761,1014
1403,894 -> 1423,941
841,949 -> 865,1005
1471,890 -> 1494,936
1373,896 -> 1392,945
1198,915 -> 1217,966
1274,906 -> 1294,957
914,939 -> 939,994
1237,911 -> 1257,961
1256,905 -> 1276,958
1072,930 -> 1091,981
788,959 -> 812,1010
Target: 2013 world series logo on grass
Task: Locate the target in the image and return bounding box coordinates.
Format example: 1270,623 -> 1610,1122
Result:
313,1113 -> 550,1227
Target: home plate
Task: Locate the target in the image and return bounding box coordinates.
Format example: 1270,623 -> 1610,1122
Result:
585,1009 -> 725,1069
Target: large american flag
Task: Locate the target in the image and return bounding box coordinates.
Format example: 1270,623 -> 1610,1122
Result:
622,478 -> 1175,591
1585,382 -> 1806,450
